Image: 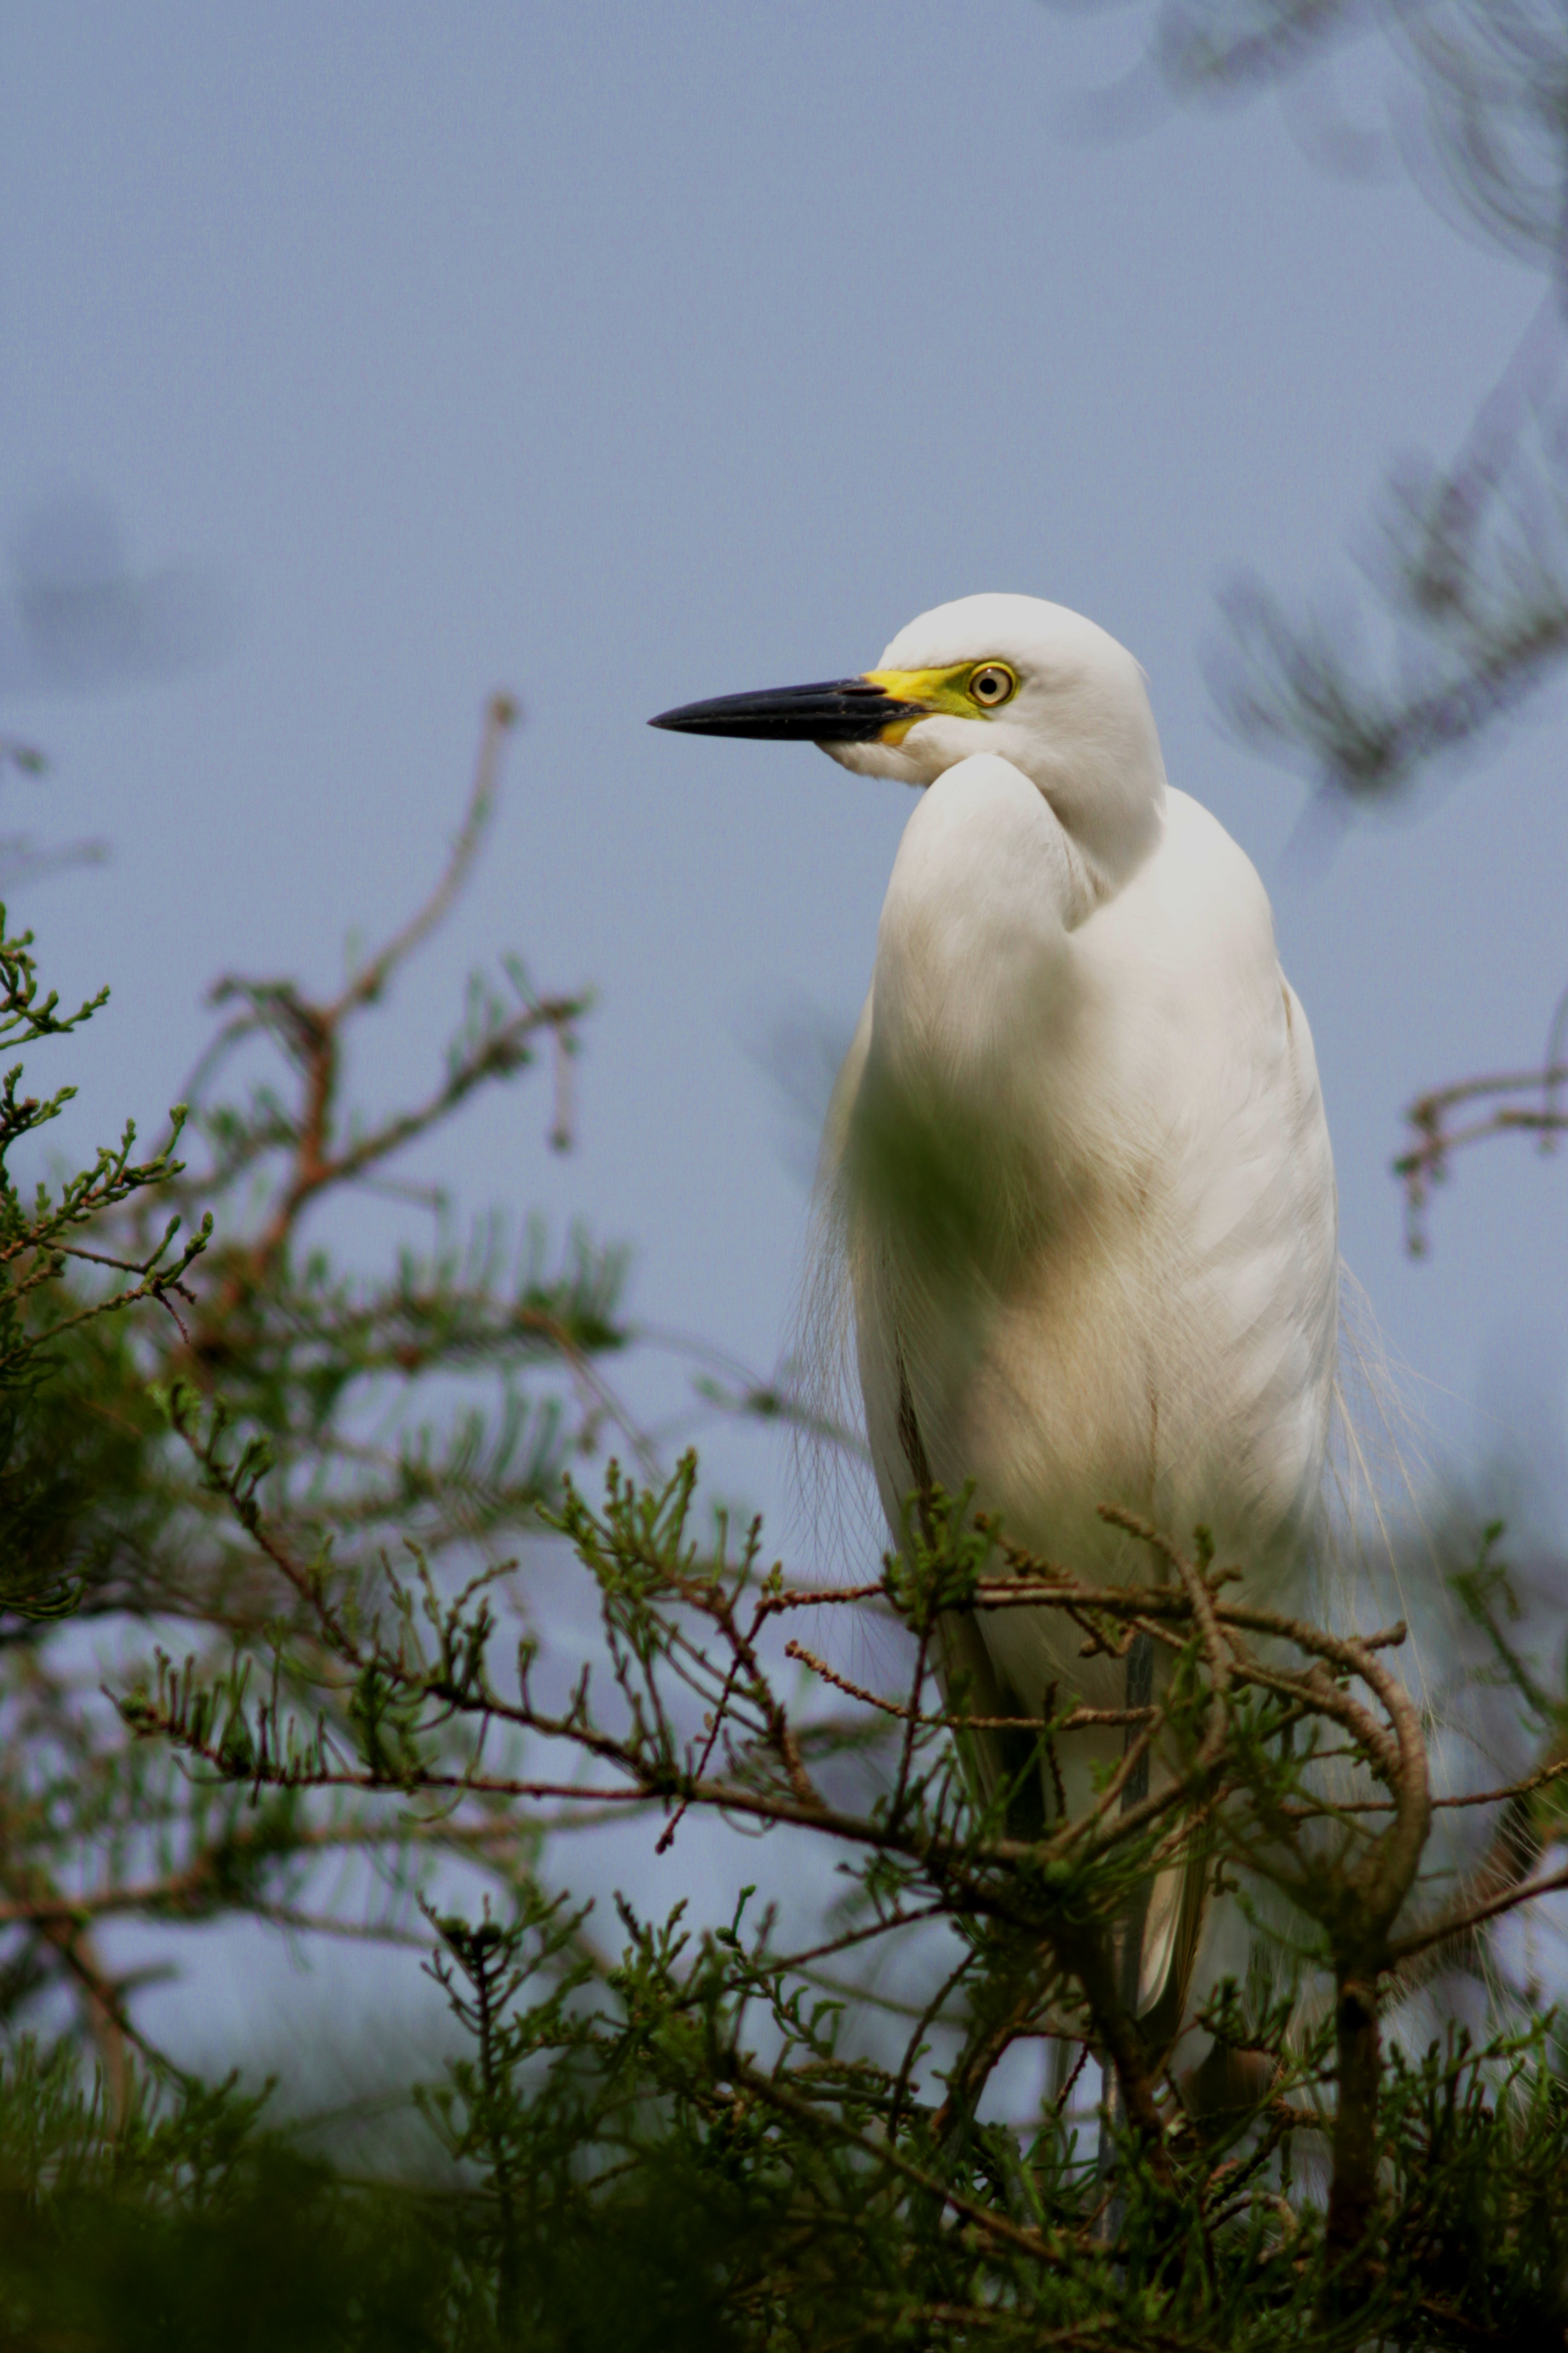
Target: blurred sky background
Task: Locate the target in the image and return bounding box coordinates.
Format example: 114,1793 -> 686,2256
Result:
4,2 -> 1566,2068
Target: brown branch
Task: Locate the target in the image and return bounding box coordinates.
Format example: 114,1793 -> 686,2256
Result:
184,695 -> 576,1331
755,1580 -> 893,1618
1099,1507 -> 1233,1775
1397,1052 -> 1568,1253
783,1639 -> 1153,1734
328,692 -> 517,1022
0,1810 -> 561,1936
1052,2040 -> 1091,2119
33,1917 -> 132,2130
235,993 -> 576,1299
1275,1755 -> 1568,1820
1066,1519 -> 1432,2269
1056,1923 -> 1171,2187
772,1904 -> 950,1979
929,1954 -> 1052,2149
889,1942 -> 981,2138
1386,1858 -> 1568,1968
1386,1729 -> 1568,1979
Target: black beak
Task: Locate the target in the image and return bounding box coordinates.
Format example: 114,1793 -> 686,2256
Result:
648,677 -> 927,744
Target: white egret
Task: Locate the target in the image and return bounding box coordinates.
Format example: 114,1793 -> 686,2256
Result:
651,593 -> 1338,2041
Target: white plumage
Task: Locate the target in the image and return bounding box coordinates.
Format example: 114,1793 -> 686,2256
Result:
654,591 -> 1340,2021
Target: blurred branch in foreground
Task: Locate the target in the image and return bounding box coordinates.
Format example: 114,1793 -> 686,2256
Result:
1070,2 -> 1568,810
0,739 -> 109,893
1396,1031 -> 1568,1255
1065,2 -> 1568,1274
0,489 -> 234,699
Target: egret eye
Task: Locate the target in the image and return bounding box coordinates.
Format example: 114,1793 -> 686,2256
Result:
969,662 -> 1016,709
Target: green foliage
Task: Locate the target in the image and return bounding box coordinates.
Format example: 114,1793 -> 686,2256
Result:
1,703 -> 1565,2350
0,2048 -> 467,2352
101,1415 -> 1568,2346
0,904 -> 207,1616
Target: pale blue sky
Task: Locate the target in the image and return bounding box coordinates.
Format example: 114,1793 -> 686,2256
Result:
5,0 -> 1566,2058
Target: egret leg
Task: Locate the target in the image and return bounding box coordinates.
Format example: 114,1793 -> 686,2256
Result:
1096,1631 -> 1155,2230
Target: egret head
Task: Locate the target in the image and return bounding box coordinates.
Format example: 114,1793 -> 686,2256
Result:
651,592 -> 1167,896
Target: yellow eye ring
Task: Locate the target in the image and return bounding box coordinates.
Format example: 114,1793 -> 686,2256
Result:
969,662 -> 1016,710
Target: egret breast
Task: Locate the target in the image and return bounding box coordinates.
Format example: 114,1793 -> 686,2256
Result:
839,763 -> 1338,1721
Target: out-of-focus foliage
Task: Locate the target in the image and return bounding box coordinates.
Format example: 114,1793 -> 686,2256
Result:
0,902 -> 205,1617
2,692 -> 1564,2344
0,697 -> 634,2125
15,1414 -> 1568,2348
1075,0 -> 1568,1248
1098,0 -> 1568,808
